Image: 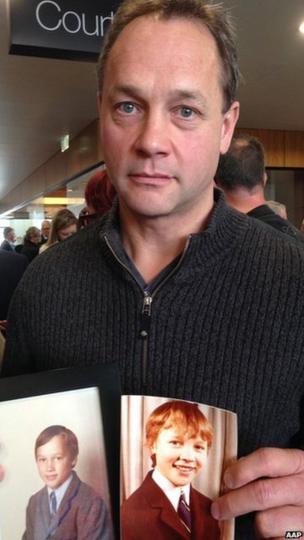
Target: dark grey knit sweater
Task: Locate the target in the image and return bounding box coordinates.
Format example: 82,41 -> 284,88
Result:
3,192 -> 304,538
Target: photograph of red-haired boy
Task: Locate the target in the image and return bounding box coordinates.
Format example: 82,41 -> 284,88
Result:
120,396 -> 237,540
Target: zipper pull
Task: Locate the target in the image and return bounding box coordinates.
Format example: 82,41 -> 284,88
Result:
143,294 -> 152,315
140,294 -> 152,337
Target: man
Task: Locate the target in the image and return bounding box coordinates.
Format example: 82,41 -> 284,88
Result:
40,219 -> 51,245
215,134 -> 304,242
1,226 -> 16,251
0,249 -> 28,320
2,1 -> 304,538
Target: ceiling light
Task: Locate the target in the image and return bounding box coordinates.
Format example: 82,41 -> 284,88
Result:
42,197 -> 84,205
299,21 -> 304,34
60,134 -> 70,153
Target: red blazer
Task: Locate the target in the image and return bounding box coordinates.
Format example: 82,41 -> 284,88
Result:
121,472 -> 220,540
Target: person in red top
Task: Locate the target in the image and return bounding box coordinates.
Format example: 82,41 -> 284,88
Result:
79,170 -> 116,228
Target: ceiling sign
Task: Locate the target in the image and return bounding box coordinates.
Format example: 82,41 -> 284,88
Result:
8,0 -> 121,61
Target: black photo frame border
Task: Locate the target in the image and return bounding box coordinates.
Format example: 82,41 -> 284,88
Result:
0,362 -> 121,538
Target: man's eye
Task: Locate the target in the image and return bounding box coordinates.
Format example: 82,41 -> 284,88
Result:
118,102 -> 136,114
170,440 -> 181,446
179,106 -> 195,119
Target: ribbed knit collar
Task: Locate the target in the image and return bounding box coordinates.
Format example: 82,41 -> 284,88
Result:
188,188 -> 249,264
99,189 -> 249,268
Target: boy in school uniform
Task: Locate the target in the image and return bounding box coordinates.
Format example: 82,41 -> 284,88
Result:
121,400 -> 220,540
23,425 -> 112,540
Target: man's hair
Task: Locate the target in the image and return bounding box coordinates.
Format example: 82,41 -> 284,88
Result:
146,400 -> 213,466
35,425 -> 79,460
3,227 -> 13,239
215,135 -> 266,191
97,0 -> 240,112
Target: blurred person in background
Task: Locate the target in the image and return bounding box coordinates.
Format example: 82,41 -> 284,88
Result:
14,243 -> 24,254
40,219 -> 51,245
0,250 -> 28,320
266,201 -> 288,219
266,200 -> 287,219
215,135 -> 304,244
20,227 -> 41,263
78,170 -> 116,228
40,209 -> 77,253
1,227 -> 16,251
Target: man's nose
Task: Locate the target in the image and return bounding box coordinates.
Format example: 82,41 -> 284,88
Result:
46,460 -> 55,470
134,112 -> 170,157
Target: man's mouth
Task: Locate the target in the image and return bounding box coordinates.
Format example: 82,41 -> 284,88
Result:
128,172 -> 174,185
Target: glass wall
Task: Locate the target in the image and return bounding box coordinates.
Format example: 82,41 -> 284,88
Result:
0,164 -> 105,244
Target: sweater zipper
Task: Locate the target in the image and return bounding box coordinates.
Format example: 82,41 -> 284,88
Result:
139,236 -> 192,387
140,293 -> 152,385
104,234 -> 192,386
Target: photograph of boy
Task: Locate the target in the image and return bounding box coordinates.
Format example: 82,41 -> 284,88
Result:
22,425 -> 113,540
121,400 -> 220,540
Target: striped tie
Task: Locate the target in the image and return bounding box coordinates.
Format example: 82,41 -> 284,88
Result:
50,491 -> 57,514
177,490 -> 191,533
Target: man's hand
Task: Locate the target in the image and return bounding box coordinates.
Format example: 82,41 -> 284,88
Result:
211,448 -> 304,539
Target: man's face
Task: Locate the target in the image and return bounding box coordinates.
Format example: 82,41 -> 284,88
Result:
36,435 -> 76,489
41,221 -> 50,238
7,230 -> 15,242
151,425 -> 208,487
99,16 -> 239,223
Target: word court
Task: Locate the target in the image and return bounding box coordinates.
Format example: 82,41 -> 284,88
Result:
36,0 -> 114,37
9,0 -> 119,60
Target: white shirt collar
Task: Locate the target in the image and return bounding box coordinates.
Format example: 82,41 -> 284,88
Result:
152,468 -> 190,511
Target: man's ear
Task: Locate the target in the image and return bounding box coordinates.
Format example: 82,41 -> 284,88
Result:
262,171 -> 268,186
220,101 -> 240,155
71,456 -> 78,468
